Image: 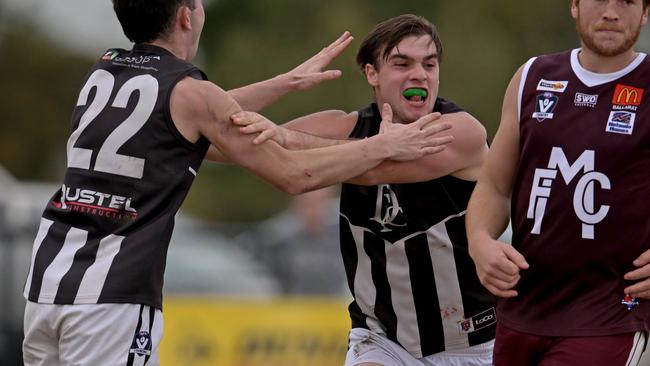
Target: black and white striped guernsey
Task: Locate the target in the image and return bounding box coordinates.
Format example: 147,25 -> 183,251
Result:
23,44 -> 210,309
340,100 -> 496,358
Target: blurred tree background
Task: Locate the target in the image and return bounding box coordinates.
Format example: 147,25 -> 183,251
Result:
0,0 -> 645,223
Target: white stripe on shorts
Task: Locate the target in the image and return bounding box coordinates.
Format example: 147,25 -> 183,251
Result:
625,331 -> 647,366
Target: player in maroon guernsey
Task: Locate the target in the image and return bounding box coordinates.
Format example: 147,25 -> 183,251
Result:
467,0 -> 650,365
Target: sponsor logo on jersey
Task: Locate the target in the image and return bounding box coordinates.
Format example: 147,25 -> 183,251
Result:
130,331 -> 152,357
110,55 -> 162,72
612,84 -> 644,111
527,147 -> 610,239
574,92 -> 598,108
52,184 -> 138,221
606,111 -> 636,135
457,307 -> 496,334
532,92 -> 559,122
113,55 -> 161,64
536,79 -> 568,93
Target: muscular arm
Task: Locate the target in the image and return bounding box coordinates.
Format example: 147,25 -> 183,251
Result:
204,110 -> 355,163
172,77 -> 441,195
282,110 -> 470,184
347,112 -> 486,184
465,65 -> 529,298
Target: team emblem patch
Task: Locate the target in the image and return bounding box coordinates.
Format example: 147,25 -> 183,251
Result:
622,294 -> 639,310
459,319 -> 472,332
129,331 -> 152,357
606,111 -> 636,135
533,92 -> 558,122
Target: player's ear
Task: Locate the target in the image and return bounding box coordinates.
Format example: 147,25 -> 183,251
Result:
177,4 -> 193,30
570,0 -> 579,21
365,64 -> 379,87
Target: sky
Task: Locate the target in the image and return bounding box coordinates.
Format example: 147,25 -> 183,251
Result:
0,0 -> 131,57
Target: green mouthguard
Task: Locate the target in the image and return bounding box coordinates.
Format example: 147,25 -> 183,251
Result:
402,88 -> 428,98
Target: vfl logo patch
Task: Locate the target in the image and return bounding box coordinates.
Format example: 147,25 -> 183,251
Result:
574,92 -> 598,108
606,111 -> 636,135
457,307 -> 496,334
612,84 -> 643,109
129,331 -> 152,357
537,79 -> 568,93
532,92 -> 558,122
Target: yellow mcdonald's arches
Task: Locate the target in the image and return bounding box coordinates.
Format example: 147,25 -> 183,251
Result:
160,297 -> 350,366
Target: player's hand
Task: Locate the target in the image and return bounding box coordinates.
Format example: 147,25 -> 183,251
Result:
283,32 -> 353,91
378,104 -> 454,160
469,236 -> 529,298
624,249 -> 650,299
231,111 -> 288,146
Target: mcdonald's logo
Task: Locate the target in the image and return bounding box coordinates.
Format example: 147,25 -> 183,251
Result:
612,84 -> 644,106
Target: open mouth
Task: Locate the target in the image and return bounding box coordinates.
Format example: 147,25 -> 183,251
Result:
402,88 -> 428,103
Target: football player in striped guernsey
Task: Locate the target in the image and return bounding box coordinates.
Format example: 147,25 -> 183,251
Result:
231,14 -> 496,366
467,0 -> 650,364
21,1 -> 452,365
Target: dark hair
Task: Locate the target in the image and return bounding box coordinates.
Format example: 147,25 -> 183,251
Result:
112,0 -> 196,43
356,14 -> 442,71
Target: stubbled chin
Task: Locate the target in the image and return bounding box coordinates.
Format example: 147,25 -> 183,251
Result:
399,108 -> 430,123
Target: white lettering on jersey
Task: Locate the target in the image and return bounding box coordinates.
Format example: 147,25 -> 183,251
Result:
527,147 -> 610,239
371,184 -> 406,232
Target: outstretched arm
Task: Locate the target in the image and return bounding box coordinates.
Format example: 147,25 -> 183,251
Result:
173,77 -> 446,195
466,65 -> 529,298
227,32 -> 353,112
232,109 -> 467,184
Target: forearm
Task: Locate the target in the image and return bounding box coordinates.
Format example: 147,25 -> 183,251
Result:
345,160 -> 423,185
278,134 -> 392,194
228,73 -> 292,112
466,180 -> 511,246
284,127 -> 349,150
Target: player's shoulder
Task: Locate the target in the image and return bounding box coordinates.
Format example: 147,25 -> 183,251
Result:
445,111 -> 487,144
173,77 -> 233,111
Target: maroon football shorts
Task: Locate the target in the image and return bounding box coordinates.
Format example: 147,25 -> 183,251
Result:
493,323 -> 646,366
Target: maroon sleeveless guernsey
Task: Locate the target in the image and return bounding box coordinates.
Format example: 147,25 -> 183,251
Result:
503,49 -> 650,336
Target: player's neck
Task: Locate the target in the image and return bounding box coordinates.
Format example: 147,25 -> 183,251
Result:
149,36 -> 193,62
577,46 -> 639,74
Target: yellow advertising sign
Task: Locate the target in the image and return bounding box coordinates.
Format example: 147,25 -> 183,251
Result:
160,297 -> 350,366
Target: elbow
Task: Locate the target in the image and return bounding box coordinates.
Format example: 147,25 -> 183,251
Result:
278,181 -> 309,196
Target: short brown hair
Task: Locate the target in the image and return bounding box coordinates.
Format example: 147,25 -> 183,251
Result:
356,14 -> 442,71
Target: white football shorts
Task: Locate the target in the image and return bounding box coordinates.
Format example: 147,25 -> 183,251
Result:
23,301 -> 163,366
345,328 -> 493,366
